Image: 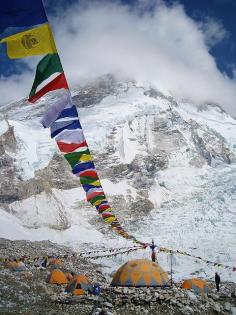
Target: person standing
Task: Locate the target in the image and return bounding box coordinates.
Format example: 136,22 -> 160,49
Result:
215,272 -> 221,292
150,239 -> 157,262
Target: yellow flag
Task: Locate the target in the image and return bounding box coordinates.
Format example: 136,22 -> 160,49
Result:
0,23 -> 57,59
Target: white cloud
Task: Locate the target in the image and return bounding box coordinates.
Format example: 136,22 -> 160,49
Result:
0,57 -> 39,105
0,0 -> 236,115
198,16 -> 228,47
0,71 -> 33,105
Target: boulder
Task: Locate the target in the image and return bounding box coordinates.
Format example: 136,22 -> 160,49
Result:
186,291 -> 197,301
213,302 -> 222,313
103,302 -> 113,309
224,302 -> 231,311
182,305 -> 194,314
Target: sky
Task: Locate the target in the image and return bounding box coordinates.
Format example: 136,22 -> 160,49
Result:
0,0 -> 236,115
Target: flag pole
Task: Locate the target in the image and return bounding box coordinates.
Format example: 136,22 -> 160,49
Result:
170,250 -> 173,287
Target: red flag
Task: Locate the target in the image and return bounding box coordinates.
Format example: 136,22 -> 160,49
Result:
28,72 -> 69,103
56,141 -> 87,153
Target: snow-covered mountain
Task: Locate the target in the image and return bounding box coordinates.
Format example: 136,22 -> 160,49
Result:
0,75 -> 235,281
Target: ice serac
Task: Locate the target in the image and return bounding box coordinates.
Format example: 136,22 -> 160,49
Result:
0,75 -> 235,280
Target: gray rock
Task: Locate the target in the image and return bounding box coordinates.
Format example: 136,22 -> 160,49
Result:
186,291 -> 197,301
213,302 -> 222,313
224,302 -> 231,311
122,288 -> 128,294
182,305 -> 194,314
92,307 -> 102,315
154,292 -> 159,298
103,302 -> 113,309
209,293 -> 219,300
170,299 -> 177,305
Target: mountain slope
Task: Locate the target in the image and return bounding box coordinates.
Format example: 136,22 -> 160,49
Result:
0,76 -> 235,281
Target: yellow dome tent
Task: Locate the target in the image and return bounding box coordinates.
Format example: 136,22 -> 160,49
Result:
111,259 -> 169,287
181,278 -> 209,294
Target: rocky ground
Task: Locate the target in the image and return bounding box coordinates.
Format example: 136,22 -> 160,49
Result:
0,238 -> 235,315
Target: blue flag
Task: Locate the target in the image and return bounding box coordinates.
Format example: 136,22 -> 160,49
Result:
0,0 -> 47,34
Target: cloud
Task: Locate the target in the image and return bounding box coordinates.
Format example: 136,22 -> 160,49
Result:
0,71 -> 33,106
1,0 -> 236,115
198,16 -> 228,47
0,57 -> 39,106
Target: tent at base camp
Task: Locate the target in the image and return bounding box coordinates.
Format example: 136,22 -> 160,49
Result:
65,275 -> 92,295
181,278 -> 210,294
111,259 -> 169,287
47,269 -> 68,284
5,260 -> 26,271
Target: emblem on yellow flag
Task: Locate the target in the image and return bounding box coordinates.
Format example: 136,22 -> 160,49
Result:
21,34 -> 40,49
0,23 -> 57,59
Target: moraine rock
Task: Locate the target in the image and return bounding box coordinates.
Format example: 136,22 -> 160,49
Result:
224,302 -> 231,311
186,291 -> 197,301
182,305 -> 194,314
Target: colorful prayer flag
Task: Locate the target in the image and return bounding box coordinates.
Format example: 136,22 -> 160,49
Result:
28,72 -> 68,103
87,191 -> 106,202
55,128 -> 85,143
41,91 -> 72,128
79,170 -> 98,178
82,185 -> 103,194
29,54 -> 63,98
56,141 -> 88,153
64,150 -> 91,168
0,23 -> 57,59
72,162 -> 95,175
51,120 -> 82,138
0,0 -> 47,33
56,106 -> 78,121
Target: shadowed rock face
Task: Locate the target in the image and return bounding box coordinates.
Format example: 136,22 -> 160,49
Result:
73,74 -> 119,107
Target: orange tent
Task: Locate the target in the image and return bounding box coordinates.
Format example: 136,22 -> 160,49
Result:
65,272 -> 74,282
65,275 -> 92,295
47,269 -> 68,284
181,278 -> 209,294
111,259 -> 169,287
5,261 -> 18,269
5,260 -> 26,271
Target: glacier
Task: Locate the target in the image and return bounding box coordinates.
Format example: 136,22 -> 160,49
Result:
0,77 -> 235,282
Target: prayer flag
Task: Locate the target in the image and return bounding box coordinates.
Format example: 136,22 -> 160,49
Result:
56,106 -> 78,121
28,72 -> 68,103
0,0 -> 47,33
56,141 -> 88,153
0,23 -> 56,59
82,184 -> 102,193
79,170 -> 98,178
29,54 -> 63,98
72,162 -> 95,175
51,120 -> 82,138
55,128 -> 85,143
41,91 -> 72,128
64,150 -> 91,168
87,191 -> 105,202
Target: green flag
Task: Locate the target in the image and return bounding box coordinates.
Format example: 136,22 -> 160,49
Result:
64,150 -> 91,168
29,53 -> 63,98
